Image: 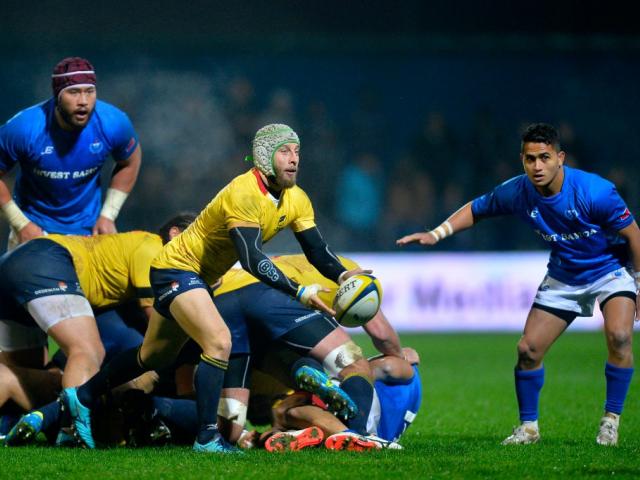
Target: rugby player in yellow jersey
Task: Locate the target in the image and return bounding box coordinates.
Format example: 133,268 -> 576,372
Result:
67,124 -> 367,453
0,214 -> 194,446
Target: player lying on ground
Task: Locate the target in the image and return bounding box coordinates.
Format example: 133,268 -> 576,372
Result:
398,123 -> 640,446
62,124 -> 369,453
247,347 -> 422,452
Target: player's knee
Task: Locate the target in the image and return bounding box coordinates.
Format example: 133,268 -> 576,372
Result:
606,329 -> 632,355
516,339 -> 541,367
338,357 -> 371,380
322,340 -> 364,377
0,363 -> 18,391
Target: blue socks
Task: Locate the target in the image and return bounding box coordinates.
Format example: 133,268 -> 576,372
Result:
604,362 -> 634,415
194,354 -> 228,445
515,367 -> 545,422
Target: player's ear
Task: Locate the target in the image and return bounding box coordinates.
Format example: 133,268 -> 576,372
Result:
557,150 -> 566,166
168,226 -> 182,240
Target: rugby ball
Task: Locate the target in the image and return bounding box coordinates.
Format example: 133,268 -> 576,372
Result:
333,274 -> 382,328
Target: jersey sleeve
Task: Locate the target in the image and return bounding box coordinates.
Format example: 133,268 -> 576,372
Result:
290,189 -> 316,232
0,112 -> 29,172
590,180 -> 634,231
129,233 -> 162,300
471,177 -> 519,218
105,109 -> 139,162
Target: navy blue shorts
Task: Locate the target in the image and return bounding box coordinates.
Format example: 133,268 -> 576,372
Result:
214,282 -> 337,355
150,268 -> 210,320
0,239 -> 84,306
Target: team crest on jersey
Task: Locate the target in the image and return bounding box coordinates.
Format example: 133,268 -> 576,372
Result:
564,209 -> 580,220
89,141 -> 103,154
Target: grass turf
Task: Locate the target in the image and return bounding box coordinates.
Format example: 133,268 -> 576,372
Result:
1,332 -> 639,479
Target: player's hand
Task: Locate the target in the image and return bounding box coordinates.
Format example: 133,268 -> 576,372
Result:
402,347 -> 420,365
396,232 -> 438,246
339,267 -> 373,284
297,284 -> 336,316
17,222 -> 44,243
92,215 -> 117,235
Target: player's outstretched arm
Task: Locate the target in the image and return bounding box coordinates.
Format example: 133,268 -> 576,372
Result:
396,201 -> 476,247
363,309 -> 403,358
618,221 -> 640,321
229,225 -> 335,316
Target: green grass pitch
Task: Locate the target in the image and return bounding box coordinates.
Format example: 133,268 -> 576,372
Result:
1,332 -> 639,479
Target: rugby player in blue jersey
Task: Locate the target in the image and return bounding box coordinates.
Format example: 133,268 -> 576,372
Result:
0,57 -> 141,248
397,123 -> 640,446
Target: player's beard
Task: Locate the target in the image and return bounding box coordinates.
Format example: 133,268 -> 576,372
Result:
56,104 -> 94,130
274,168 -> 297,189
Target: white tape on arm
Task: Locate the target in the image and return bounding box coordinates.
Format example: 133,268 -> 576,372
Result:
1,200 -> 31,231
428,220 -> 454,243
100,188 -> 129,221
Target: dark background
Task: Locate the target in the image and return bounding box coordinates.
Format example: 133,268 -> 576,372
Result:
1,0 -> 639,251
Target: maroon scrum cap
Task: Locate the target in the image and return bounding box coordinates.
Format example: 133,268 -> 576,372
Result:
51,57 -> 97,99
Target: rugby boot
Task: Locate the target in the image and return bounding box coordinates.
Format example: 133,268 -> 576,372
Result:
265,426 -> 324,452
294,365 -> 357,419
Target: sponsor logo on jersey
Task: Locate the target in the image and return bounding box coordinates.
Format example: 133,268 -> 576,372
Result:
564,209 -> 580,219
528,207 -> 539,219
40,146 -> 54,155
89,141 -> 103,154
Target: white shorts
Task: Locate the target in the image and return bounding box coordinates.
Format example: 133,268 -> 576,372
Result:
0,319 -> 47,351
533,267 -> 636,319
25,295 -> 94,332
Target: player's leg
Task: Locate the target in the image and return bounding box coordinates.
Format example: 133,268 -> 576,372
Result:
45,312 -> 104,388
502,306 -> 569,445
168,288 -> 236,452
307,327 -> 374,434
597,293 -> 635,446
218,353 -> 251,444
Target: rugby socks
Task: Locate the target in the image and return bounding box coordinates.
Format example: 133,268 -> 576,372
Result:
604,362 -> 634,415
291,357 -> 324,377
194,354 -> 228,445
77,347 -> 148,408
38,399 -> 63,432
341,374 -> 374,435
153,396 -> 198,435
515,367 -> 545,422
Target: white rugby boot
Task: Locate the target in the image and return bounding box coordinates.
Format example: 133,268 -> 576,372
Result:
501,421 -> 540,445
596,413 -> 619,446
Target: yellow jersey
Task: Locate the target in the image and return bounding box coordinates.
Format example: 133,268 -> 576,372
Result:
214,254 -> 359,306
46,231 -> 162,309
151,168 -> 316,284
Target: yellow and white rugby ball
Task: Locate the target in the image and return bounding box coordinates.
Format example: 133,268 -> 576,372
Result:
333,274 -> 382,328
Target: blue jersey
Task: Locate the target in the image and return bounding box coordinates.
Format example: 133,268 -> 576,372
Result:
0,98 -> 138,234
374,366 -> 422,442
471,166 -> 633,285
